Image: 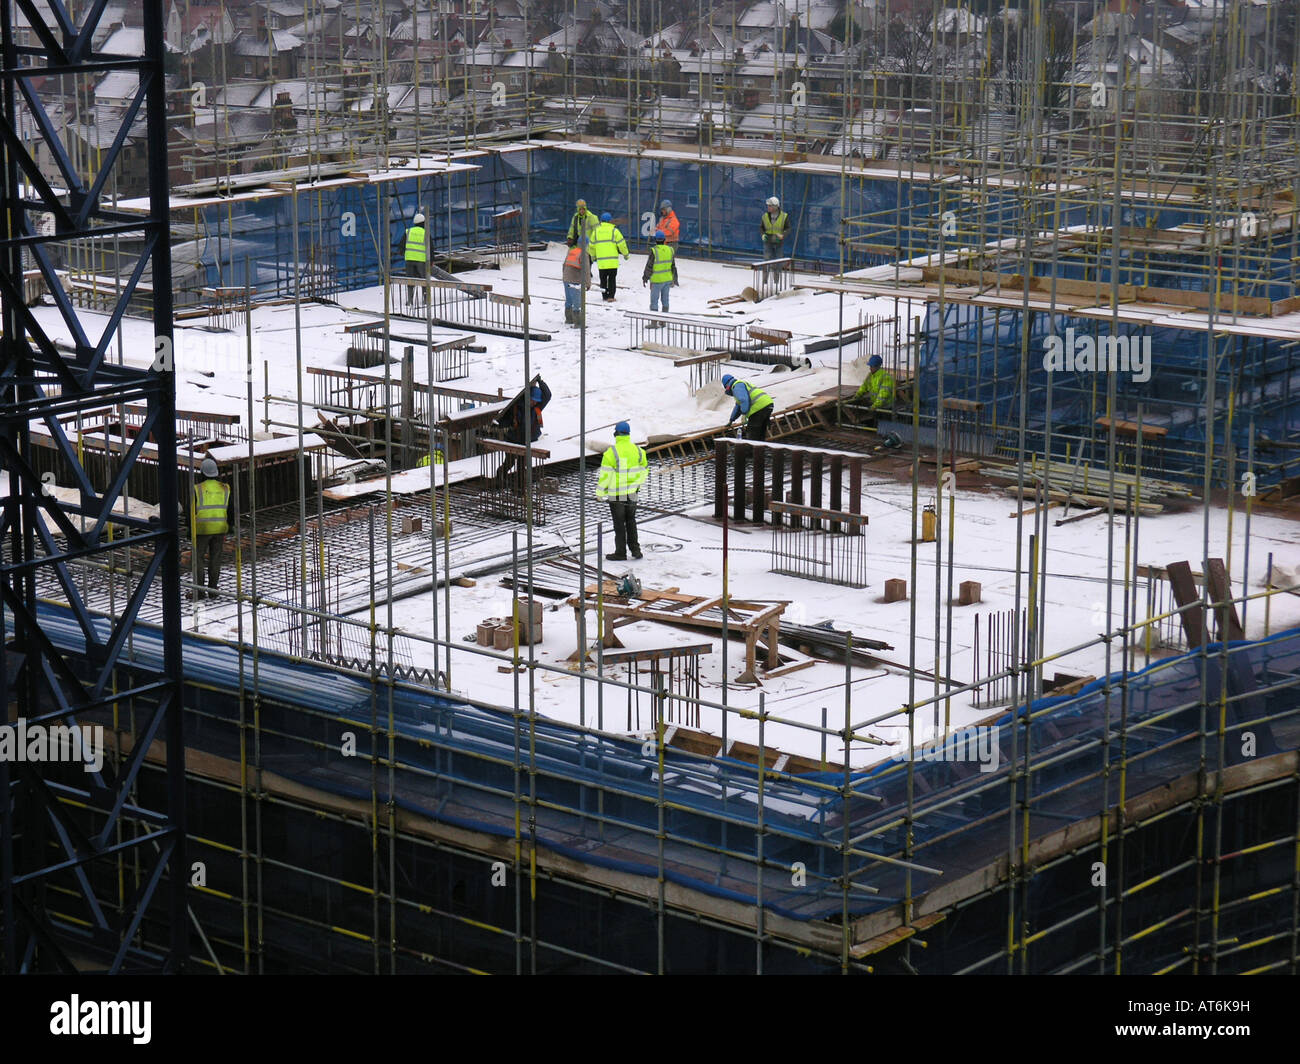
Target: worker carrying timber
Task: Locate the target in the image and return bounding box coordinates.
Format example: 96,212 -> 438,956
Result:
562,238 -> 588,327
851,355 -> 896,418
190,456 -> 232,600
657,199 -> 680,246
722,374 -> 775,441
760,196 -> 790,280
495,376 -> 552,485
403,211 -> 429,310
597,421 -> 648,562
591,212 -> 630,302
641,229 -> 678,314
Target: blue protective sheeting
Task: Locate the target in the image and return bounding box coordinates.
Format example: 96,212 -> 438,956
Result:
32,601 -> 1300,923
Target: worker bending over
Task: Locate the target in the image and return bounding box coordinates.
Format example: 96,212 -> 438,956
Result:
722,374 -> 775,441
852,355 -> 895,416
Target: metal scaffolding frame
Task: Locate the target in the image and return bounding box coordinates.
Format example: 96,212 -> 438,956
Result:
7,0 -> 1300,976
0,0 -> 186,973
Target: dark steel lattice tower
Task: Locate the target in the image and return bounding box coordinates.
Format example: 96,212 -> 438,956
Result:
0,0 -> 185,971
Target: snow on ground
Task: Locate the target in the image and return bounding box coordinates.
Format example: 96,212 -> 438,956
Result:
29,247 -> 1300,767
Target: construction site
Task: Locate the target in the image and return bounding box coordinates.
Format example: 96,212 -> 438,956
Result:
3,0 -> 1300,977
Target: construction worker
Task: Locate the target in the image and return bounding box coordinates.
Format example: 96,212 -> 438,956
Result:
641,229 -> 677,316
417,446 -> 445,467
722,373 -> 775,441
760,196 -> 790,281
596,421 -> 648,561
590,211 -> 630,302
190,456 -> 231,600
403,211 -> 429,311
495,377 -> 551,485
567,198 -> 599,250
562,238 -> 587,326
852,355 -> 896,416
657,199 -> 680,247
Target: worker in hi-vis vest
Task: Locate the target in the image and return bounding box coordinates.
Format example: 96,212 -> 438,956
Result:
404,212 -> 428,278
657,200 -> 680,247
722,374 -> 775,441
562,239 -> 588,326
853,355 -> 896,412
590,212 -> 630,302
641,230 -> 678,316
190,456 -> 232,600
760,196 -> 790,281
567,198 -> 599,282
403,211 -> 429,311
596,421 -> 648,561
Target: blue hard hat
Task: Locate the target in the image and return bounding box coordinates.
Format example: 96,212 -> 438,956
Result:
721,374 -> 735,389
615,421 -> 630,435
868,355 -> 883,369
660,199 -> 672,211
600,211 -> 612,222
653,229 -> 665,241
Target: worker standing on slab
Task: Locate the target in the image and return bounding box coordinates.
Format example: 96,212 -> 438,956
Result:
723,374 -> 775,441
641,229 -> 677,316
404,211 -> 429,310
190,456 -> 232,600
567,198 -> 599,283
851,355 -> 896,419
562,238 -> 587,327
597,421 -> 648,561
657,200 -> 680,247
567,199 -> 599,249
417,445 -> 445,467
590,212 -> 630,302
760,196 -> 790,279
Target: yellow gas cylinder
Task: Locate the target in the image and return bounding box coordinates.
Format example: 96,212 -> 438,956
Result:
922,503 -> 937,542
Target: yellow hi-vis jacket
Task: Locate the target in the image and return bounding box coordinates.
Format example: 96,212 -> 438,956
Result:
760,210 -> 789,238
596,435 -> 648,501
192,478 -> 230,536
405,225 -> 427,263
646,243 -> 676,284
417,451 -> 445,467
854,367 -> 896,408
589,222 -> 629,270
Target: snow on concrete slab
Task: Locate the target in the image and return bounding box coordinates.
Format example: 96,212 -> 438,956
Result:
34,247 -> 1300,770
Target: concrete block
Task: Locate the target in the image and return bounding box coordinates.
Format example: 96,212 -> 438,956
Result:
958,580 -> 981,606
401,515 -> 423,535
514,598 -> 544,644
884,578 -> 907,603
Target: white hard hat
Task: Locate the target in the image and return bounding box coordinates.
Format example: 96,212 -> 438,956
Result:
201,456 -> 218,478
766,196 -> 780,208
413,213 -> 425,225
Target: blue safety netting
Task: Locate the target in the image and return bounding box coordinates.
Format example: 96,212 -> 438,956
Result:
35,601 -> 1300,925
916,300 -> 1300,487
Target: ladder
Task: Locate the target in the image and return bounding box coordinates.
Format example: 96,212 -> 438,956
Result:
646,401 -> 830,467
